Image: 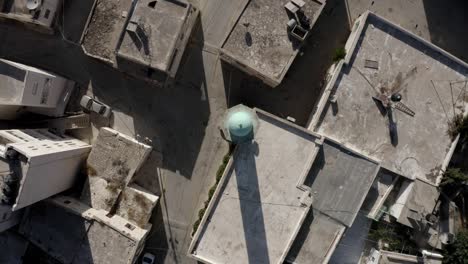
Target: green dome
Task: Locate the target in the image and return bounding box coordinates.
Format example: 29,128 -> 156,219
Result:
228,111 -> 254,138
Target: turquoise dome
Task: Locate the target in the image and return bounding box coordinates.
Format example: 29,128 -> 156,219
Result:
228,111 -> 254,138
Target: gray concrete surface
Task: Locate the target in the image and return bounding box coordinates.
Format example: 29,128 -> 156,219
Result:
19,201 -> 93,264
191,110 -> 318,264
361,169 -> 399,218
284,140 -> 378,264
115,183 -> 159,228
305,140 -> 379,227
221,0 -> 324,86
0,59 -> 26,104
195,0 -> 249,47
82,0 -> 133,63
225,0 -> 468,127
397,179 -> 439,228
286,209 -> 345,264
314,13 -> 468,184
117,0 -> 190,72
81,127 -> 152,211
20,196 -> 149,264
0,0 -> 61,30
0,0 -> 466,263
329,212 -> 373,264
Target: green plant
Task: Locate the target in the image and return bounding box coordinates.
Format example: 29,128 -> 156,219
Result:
443,230 -> 468,263
208,186 -> 216,199
192,148 -> 233,236
368,221 -> 418,254
333,47 -> 346,62
448,114 -> 468,141
198,208 -> 206,219
192,220 -> 200,236
216,153 -> 231,183
440,168 -> 468,188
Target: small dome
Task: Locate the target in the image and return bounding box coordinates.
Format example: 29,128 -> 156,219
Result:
228,111 -> 254,138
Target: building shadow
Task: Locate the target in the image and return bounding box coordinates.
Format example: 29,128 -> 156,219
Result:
422,0 -> 468,63
233,141 -> 270,263
285,208 -> 315,262
60,0 -> 97,44
85,36 -> 210,180
221,0 -> 351,126
143,203 -> 170,263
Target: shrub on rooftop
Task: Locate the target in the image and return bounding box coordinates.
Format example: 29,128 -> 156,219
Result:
443,229 -> 468,264
333,47 -> 347,62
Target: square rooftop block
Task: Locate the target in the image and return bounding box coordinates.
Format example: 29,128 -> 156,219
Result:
312,12 -> 468,185
286,209 -> 345,264
390,178 -> 439,228
115,183 -> 159,228
304,139 -> 380,227
117,0 -> 196,79
81,127 -> 152,211
190,109 -> 320,264
220,0 -> 325,87
285,140 -> 379,264
82,0 -> 133,63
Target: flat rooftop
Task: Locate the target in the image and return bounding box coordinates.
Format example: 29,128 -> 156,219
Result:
0,0 -> 61,28
82,0 -> 133,63
286,209 -> 345,264
190,109 -> 320,264
221,0 -> 325,86
20,196 -> 148,264
312,12 -> 468,185
304,140 -> 380,227
117,0 -> 190,72
286,140 -> 379,264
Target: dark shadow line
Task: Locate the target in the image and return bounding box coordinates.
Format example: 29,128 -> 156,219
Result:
234,141 -> 270,264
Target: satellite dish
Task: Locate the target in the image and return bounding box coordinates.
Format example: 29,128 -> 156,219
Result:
26,0 -> 42,11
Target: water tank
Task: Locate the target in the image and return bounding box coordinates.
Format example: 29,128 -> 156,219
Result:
26,0 -> 42,11
228,111 -> 254,137
223,104 -> 258,143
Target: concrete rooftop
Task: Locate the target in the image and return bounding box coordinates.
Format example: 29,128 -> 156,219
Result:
221,0 -> 325,86
312,12 -> 468,185
286,209 -> 345,264
285,139 -> 379,264
304,139 -> 380,227
190,109 -> 320,264
390,178 -> 439,228
0,59 -> 26,104
20,196 -> 149,264
0,0 -> 61,29
82,0 -> 133,63
81,127 -> 152,211
117,0 -> 190,72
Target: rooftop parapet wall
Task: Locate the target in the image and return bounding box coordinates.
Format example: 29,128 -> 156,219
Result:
310,11 -> 468,185
21,196 -> 150,264
81,127 -> 152,211
220,0 -> 326,87
190,108 -> 320,264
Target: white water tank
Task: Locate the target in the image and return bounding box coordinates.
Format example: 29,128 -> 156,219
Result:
26,0 -> 42,11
